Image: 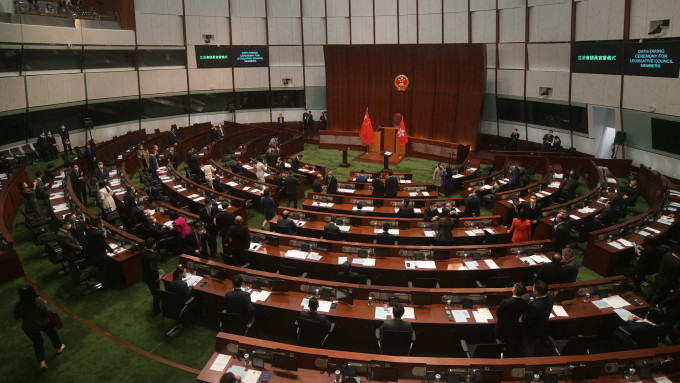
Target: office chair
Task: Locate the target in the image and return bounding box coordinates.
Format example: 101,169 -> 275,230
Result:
409,278 -> 439,288
322,231 -> 343,241
376,329 -> 415,356
614,323 -> 666,349
158,290 -> 195,337
218,311 -> 254,336
374,236 -> 396,245
476,276 -> 511,288
547,335 -> 597,356
277,264 -> 308,278
66,258 -> 102,295
44,242 -> 70,275
296,316 -> 335,347
460,339 -> 506,358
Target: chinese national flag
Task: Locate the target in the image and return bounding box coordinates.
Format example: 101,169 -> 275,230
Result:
359,108 -> 374,146
397,116 -> 408,146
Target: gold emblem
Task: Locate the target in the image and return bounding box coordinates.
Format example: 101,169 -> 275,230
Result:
394,74 -> 409,91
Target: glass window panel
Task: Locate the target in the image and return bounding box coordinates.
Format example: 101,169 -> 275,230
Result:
235,91 -> 269,110
571,105 -> 588,134
141,94 -> 188,119
87,99 -> 140,126
526,101 -> 571,130
27,104 -> 87,138
496,97 -> 525,123
0,111 -> 27,146
270,89 -> 305,109
22,47 -> 82,72
84,49 -> 136,70
138,49 -> 186,67
0,46 -> 22,73
189,92 -> 235,114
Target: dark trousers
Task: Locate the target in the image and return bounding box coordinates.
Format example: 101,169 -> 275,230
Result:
648,281 -> 671,306
62,141 -> 73,154
73,184 -> 87,205
24,323 -> 62,362
206,229 -> 218,257
145,280 -> 161,314
287,193 -> 297,208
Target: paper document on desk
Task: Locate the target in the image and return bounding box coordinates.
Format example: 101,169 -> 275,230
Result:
477,308 -> 494,320
409,192 -> 417,197
163,220 -> 173,228
592,300 -> 611,309
49,193 -> 63,200
570,214 -> 581,221
374,306 -> 392,320
182,274 -> 202,286
226,366 -> 246,377
548,182 -> 561,188
402,307 -> 416,320
465,230 -> 477,236
210,354 -> 231,371
338,257 -> 347,265
249,243 -> 262,251
416,261 -> 436,269
285,250 -> 308,259
227,181 -> 238,187
638,230 -> 651,236
472,229 -> 484,234
603,295 -> 629,309
353,258 -> 376,267
187,193 -> 199,199
176,188 -> 186,192
606,177 -> 617,183
646,227 -> 661,234
337,188 -> 355,193
404,261 -> 416,269
472,311 -> 488,323
618,239 -> 634,247
242,186 -> 251,191
193,196 -> 205,202
307,252 -> 322,261
614,308 -> 633,322
552,305 -> 568,317
542,191 -> 552,196
465,261 -> 479,269
484,259 -> 499,269
452,310 -> 468,323
338,225 -> 351,232
608,241 -> 624,250
421,192 -> 430,196
535,192 -> 544,198
242,370 -> 262,383
414,208 -> 422,213
423,230 -> 436,237
530,254 -> 551,263
519,256 -> 536,265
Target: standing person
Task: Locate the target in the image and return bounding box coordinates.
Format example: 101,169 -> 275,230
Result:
69,164 -> 87,205
312,174 -> 324,192
148,152 -> 159,178
224,275 -> 255,323
260,189 -> 276,230
325,170 -> 337,194
185,222 -> 209,259
226,216 -> 251,265
434,208 -> 454,246
19,180 -> 43,219
432,162 -> 444,195
138,144 -> 150,170
384,170 -> 399,198
503,197 -> 519,229
525,196 -> 543,236
141,238 -> 162,316
290,154 -> 303,172
302,111 -> 309,130
495,282 -> 528,357
214,202 -> 235,253
442,167 -> 453,197
13,285 -> 65,370
508,208 -> 531,243
522,280 -> 553,356
277,113 -> 285,127
284,171 -> 299,208
167,146 -> 179,169
59,125 -> 73,155
36,131 -> 49,161
510,128 -> 520,150
508,163 -> 520,190
46,131 -> 58,159
94,161 -> 109,182
371,176 -> 385,197
56,218 -> 83,262
202,163 -> 216,189
463,188 -> 481,217
551,213 -> 570,253
319,111 -> 327,130
97,181 -> 117,220
84,144 -> 97,172
199,199 -> 219,257
648,245 -> 680,306
255,158 -> 267,183
85,218 -> 114,289
541,130 -> 554,152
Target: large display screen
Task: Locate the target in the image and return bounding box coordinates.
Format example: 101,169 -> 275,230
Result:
571,41 -> 622,75
232,46 -> 269,67
195,46 -> 231,68
651,118 -> 680,156
624,41 -> 680,78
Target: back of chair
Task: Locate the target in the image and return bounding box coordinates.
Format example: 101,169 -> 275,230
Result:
376,235 -> 396,245
278,264 -> 300,277
158,290 -> 183,320
636,325 -> 666,348
218,312 -> 247,335
470,342 -> 505,358
485,276 -> 510,288
561,335 -> 597,355
414,278 -> 438,288
296,316 -> 330,347
379,330 -> 413,356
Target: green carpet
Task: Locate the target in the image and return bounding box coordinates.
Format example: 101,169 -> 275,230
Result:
1,146 -> 662,381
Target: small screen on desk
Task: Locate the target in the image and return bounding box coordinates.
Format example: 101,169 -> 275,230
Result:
271,353 -> 297,371
474,370 -> 502,383
371,366 -> 399,381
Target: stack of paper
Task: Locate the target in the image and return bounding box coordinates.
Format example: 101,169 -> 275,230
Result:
530,254 -> 552,263
423,230 -> 436,237
602,295 -> 629,308
484,259 -> 499,269
250,290 -> 271,302
284,250 -> 308,259
409,192 -> 418,196
302,298 -> 332,312
352,258 -> 376,266
338,225 -> 351,232
307,252 -> 322,261
608,241 -> 625,250
415,260 -> 436,269
552,305 -> 568,317
465,261 -> 479,269
226,181 -> 238,187
242,370 -> 262,383
452,310 -> 469,322
337,188 -> 355,193
422,192 -> 430,196
249,243 -> 262,251
519,256 -> 536,265
465,230 -> 478,236
209,354 -> 231,372
414,208 -> 422,213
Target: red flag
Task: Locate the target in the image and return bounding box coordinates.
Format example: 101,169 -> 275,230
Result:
359,108 -> 374,146
397,116 -> 408,146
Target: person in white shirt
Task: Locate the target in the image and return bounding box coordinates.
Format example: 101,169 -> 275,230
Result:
202,164 -> 216,189
255,159 -> 267,183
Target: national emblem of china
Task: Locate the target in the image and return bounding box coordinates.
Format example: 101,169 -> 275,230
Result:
394,74 -> 409,91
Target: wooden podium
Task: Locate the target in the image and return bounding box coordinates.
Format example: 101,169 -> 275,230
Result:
367,127 -> 405,158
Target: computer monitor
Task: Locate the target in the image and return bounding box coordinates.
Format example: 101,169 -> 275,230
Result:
251,279 -> 264,290
271,353 -> 298,371
269,280 -> 289,292
433,250 -> 449,260
320,288 -> 332,301
335,288 -> 353,305
543,374 -> 558,383
411,292 -> 433,306
210,267 -> 226,280
474,370 -> 502,383
251,356 -> 265,369
571,365 -> 601,380
343,366 -> 357,378
461,298 -> 473,309
371,366 -> 399,382
317,243 -> 330,252
389,296 -> 399,306
447,374 -> 461,383
638,366 -> 653,380
358,249 -> 368,258
300,243 -> 311,252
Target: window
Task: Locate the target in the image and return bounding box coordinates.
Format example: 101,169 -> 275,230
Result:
651,118 -> 680,156
87,99 -> 140,126
141,95 -> 188,118
84,49 -> 136,70
0,46 -> 22,74
189,92 -> 235,114
22,46 -> 82,72
138,48 -> 186,68
235,91 -> 269,110
0,111 -> 26,146
496,97 -> 525,123
270,90 -> 305,109
27,104 -> 87,138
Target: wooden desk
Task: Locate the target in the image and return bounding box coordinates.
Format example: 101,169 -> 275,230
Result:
492,163 -> 562,217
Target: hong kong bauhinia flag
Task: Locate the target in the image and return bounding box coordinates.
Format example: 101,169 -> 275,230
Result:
397,116 -> 408,146
359,108 -> 374,146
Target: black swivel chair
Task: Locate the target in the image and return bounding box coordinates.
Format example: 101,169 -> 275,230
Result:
614,324 -> 666,349
66,258 -> 102,294
475,276 -> 511,288
44,242 -> 69,275
296,316 -> 335,347
277,264 -> 308,278
376,329 -> 415,356
460,339 -> 506,358
158,290 -> 195,337
218,311 -> 254,336
547,335 -> 597,356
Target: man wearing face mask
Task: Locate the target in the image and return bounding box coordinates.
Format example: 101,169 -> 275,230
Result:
69,164 -> 88,205
85,144 -> 97,171
524,196 -> 543,236
94,161 -> 109,182
64,213 -> 88,254
46,131 -> 58,160
97,181 -> 117,221
85,218 -> 115,289
56,218 -> 83,263
59,125 -> 73,155
185,222 -> 209,259
36,131 -> 49,161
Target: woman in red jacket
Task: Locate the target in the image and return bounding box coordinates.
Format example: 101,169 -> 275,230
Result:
509,207 -> 532,243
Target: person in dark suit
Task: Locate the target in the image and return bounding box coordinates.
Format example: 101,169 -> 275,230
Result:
463,188 -> 481,217
525,196 -> 543,235
141,238 -> 161,316
397,198 -> 416,218
378,303 -> 412,336
384,171 -> 399,198
226,216 -> 251,265
36,131 -> 49,161
541,130 -> 554,152
325,170 -> 337,194
632,236 -> 664,291
353,201 -> 368,216
510,128 -> 520,150
495,282 -> 528,357
210,124 -> 222,141
185,222 -> 209,259
277,113 -> 285,127
337,261 -> 366,284
355,170 -> 368,183
93,161 -> 109,182
59,125 -> 72,155
552,135 -> 562,151
128,206 -> 148,228
648,246 -> 680,306
561,248 -> 578,283
616,179 -> 641,215
140,214 -> 171,242
148,153 -> 159,176
43,163 -> 58,185
299,297 -> 331,332
284,171 -> 299,208
230,158 -> 244,175
199,199 -> 219,257
215,203 -> 236,253
371,177 -> 385,197
167,146 -> 179,169
423,201 -> 439,222
169,127 -> 179,144
519,164 -> 531,187
311,174 -> 323,193
64,214 -> 88,252
46,131 -> 58,159
657,289 -> 680,344
69,164 -> 87,205
557,175 -> 578,202
224,275 -> 254,323
169,266 -> 192,302
276,210 -> 298,235
536,253 -> 566,285
622,308 -> 664,338
145,182 -> 169,203
290,154 -> 302,172
123,186 -> 137,216
56,218 -> 83,263
186,148 -> 203,176
434,209 -> 455,246
551,213 -> 570,253
85,218 -> 114,289
503,197 -> 519,229
324,216 -> 341,235
84,144 -> 97,171
508,163 -> 520,190
594,200 -> 615,226
522,280 -> 554,356
376,222 -> 395,245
